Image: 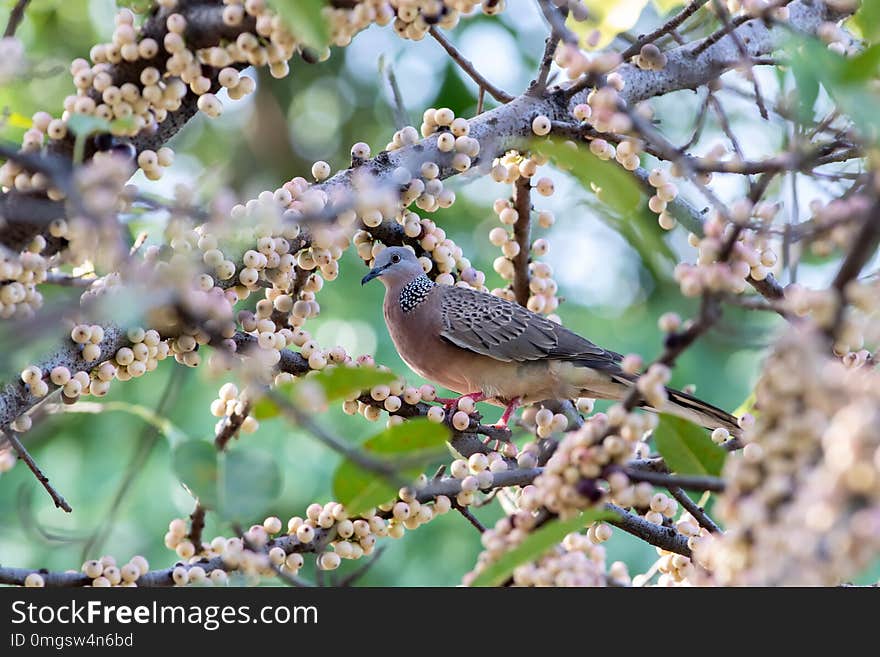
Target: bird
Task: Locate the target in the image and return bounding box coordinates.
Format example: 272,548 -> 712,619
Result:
362,246 -> 739,432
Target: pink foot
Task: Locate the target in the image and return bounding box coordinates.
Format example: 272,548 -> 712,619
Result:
435,391 -> 485,410
492,398 -> 521,428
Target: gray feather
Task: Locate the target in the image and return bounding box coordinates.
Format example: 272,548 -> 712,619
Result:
437,285 -> 622,370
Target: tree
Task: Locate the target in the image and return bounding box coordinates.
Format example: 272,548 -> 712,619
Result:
0,0 -> 877,588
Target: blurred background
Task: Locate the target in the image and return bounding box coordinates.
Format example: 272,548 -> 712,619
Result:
2,0 -> 843,585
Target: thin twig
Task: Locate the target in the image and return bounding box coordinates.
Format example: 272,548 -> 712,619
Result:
214,401 -> 251,451
708,94 -> 746,160
690,0 -> 792,58
537,0 -> 577,44
4,430 -> 72,512
620,0 -> 710,60
3,0 -> 30,38
623,467 -> 725,492
532,24 -> 560,94
710,0 -> 768,119
667,486 -> 721,533
679,91 -> 712,151
336,546 -> 387,587
378,55 -> 408,131
428,26 -> 513,103
187,503 -> 207,554
828,200 -> 880,339
453,503 -> 486,533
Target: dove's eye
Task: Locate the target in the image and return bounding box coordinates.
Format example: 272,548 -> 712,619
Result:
391,254 -> 400,264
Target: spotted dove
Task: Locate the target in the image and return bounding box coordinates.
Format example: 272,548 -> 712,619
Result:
362,247 -> 738,431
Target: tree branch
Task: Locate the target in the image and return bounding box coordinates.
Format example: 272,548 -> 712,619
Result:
512,177 -> 532,307
622,467 -> 725,492
3,0 -> 30,38
4,430 -> 71,512
428,26 -> 514,103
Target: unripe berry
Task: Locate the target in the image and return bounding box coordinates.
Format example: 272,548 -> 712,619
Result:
311,160 -> 331,181
532,115 -> 551,136
24,573 -> 45,587
197,93 -> 223,118
452,410 -> 470,431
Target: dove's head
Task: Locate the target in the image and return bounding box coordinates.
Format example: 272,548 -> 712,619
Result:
361,246 -> 424,287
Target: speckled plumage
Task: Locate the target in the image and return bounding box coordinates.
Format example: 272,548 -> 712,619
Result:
366,247 -> 739,431
399,275 -> 435,313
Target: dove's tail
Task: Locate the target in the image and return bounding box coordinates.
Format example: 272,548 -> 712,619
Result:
654,385 -> 741,433
555,362 -> 741,433
607,373 -> 741,434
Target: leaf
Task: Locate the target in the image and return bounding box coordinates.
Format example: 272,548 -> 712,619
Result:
332,460 -> 401,518
791,53 -> 819,123
110,115 -> 138,136
333,419 -> 450,515
116,0 -> 154,11
852,0 -> 880,44
307,366 -> 397,403
732,391 -> 756,419
66,114 -> 111,164
790,38 -> 880,143
538,139 -> 642,215
219,448 -> 283,521
253,366 -> 397,419
570,0 -> 650,50
470,509 -> 616,587
361,417 -> 449,454
66,114 -> 111,137
654,413 -> 726,477
652,0 -> 686,13
273,0 -> 329,49
7,112 -> 33,129
251,396 -> 280,420
63,400 -> 189,447
172,441 -> 219,509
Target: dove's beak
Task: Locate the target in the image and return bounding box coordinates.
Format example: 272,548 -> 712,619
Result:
361,265 -> 386,285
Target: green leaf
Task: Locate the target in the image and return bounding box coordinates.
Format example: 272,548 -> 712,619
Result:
790,38 -> 880,143
251,396 -> 280,420
732,391 -> 756,419
572,0 -> 650,50
652,0 -> 686,13
332,460 -> 400,518
172,441 -> 219,509
66,114 -> 111,164
852,0 -> 880,43
333,419 -> 450,515
654,413 -> 726,477
116,0 -> 153,12
361,417 -> 449,454
219,448 -> 283,521
306,366 -> 397,403
537,139 -> 641,215
63,400 -> 189,447
273,0 -> 329,49
470,509 -> 616,587
252,366 -> 396,419
791,53 -> 819,123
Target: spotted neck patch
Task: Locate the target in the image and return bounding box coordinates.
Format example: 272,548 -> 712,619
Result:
399,275 -> 435,313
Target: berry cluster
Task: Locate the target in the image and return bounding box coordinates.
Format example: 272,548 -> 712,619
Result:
696,330 -> 880,585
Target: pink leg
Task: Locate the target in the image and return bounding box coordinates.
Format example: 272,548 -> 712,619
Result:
435,391 -> 485,410
494,398 -> 521,427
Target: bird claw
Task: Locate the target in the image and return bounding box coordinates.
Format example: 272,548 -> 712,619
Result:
435,392 -> 485,410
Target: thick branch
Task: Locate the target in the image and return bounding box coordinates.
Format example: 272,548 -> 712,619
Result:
511,177 -> 532,307
606,503 -> 692,557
